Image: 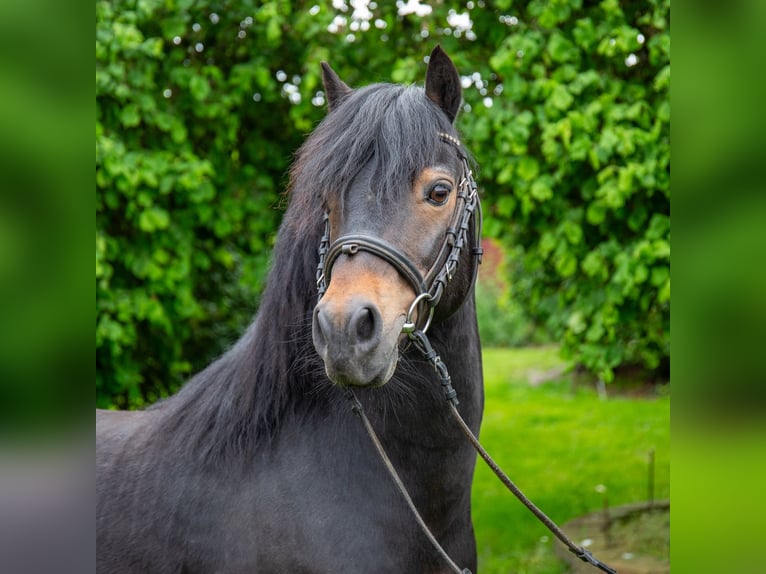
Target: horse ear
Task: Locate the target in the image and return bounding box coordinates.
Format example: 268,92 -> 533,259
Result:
321,62 -> 352,112
425,45 -> 462,123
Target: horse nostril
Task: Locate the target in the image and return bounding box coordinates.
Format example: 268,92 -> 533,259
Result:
351,306 -> 380,345
312,307 -> 330,353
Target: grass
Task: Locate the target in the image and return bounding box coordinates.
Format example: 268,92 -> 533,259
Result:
472,346 -> 670,573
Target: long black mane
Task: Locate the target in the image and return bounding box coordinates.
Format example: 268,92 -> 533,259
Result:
151,81 -> 462,465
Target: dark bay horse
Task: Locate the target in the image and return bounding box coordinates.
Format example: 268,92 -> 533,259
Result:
97,46 -> 484,573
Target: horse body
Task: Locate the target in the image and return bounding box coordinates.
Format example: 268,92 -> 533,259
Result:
97,47 -> 484,573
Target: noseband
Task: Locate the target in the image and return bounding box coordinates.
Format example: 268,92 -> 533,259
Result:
315,133 -> 483,333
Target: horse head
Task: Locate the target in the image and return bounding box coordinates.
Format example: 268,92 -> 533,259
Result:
309,46 -> 481,388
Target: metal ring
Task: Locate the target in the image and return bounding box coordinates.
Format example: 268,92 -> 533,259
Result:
401,292 -> 435,335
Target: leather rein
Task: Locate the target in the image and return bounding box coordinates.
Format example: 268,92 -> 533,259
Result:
315,133 -> 617,574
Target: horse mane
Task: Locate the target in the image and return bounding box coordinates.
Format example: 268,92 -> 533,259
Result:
151,202 -> 328,465
152,81 -> 463,465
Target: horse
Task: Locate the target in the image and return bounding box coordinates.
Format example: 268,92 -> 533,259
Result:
97,46 -> 485,573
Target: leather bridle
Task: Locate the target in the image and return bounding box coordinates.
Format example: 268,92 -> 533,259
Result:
315,132 -> 483,333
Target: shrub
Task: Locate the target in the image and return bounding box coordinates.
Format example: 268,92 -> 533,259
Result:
96,0 -> 299,406
467,0 -> 670,382
475,279 -> 544,348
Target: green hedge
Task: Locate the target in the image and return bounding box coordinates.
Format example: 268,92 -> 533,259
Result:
96,0 -> 669,407
96,0 -> 297,406
470,0 -> 670,382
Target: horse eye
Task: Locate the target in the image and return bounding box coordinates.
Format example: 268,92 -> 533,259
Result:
427,183 -> 451,205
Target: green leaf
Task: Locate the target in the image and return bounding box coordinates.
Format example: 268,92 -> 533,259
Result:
530,179 -> 553,202
646,214 -> 670,240
569,135 -> 591,160
582,251 -> 606,278
517,157 -> 539,181
161,17 -> 186,39
586,201 -> 607,225
585,319 -> 605,342
189,75 -> 211,101
652,239 -> 671,259
554,248 -> 578,277
654,65 -> 670,92
547,33 -> 577,63
539,231 -> 557,258
496,195 -> 516,217
634,263 -> 649,284
549,84 -> 574,111
120,104 -> 140,127
572,18 -> 596,49
138,207 -> 170,232
560,220 -> 583,245
651,266 -> 669,287
657,278 -> 670,303
569,69 -> 601,94
190,181 -> 216,203
567,311 -> 587,334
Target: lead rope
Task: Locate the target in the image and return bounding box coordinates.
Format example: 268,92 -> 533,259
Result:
447,402 -> 617,573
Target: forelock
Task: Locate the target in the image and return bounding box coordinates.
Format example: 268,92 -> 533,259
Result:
290,82 -> 459,206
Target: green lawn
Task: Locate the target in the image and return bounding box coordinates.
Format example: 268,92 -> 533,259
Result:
472,347 -> 670,573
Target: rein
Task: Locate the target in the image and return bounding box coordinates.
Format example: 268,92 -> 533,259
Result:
346,334 -> 618,574
316,133 -> 617,574
406,334 -> 617,574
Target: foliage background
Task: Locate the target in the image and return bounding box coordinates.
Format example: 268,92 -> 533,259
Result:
96,0 -> 669,408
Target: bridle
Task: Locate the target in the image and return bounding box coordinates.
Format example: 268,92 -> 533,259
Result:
313,133 -> 617,574
316,132 -> 483,334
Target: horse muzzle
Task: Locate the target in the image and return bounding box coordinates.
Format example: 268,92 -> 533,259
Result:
312,295 -> 401,387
